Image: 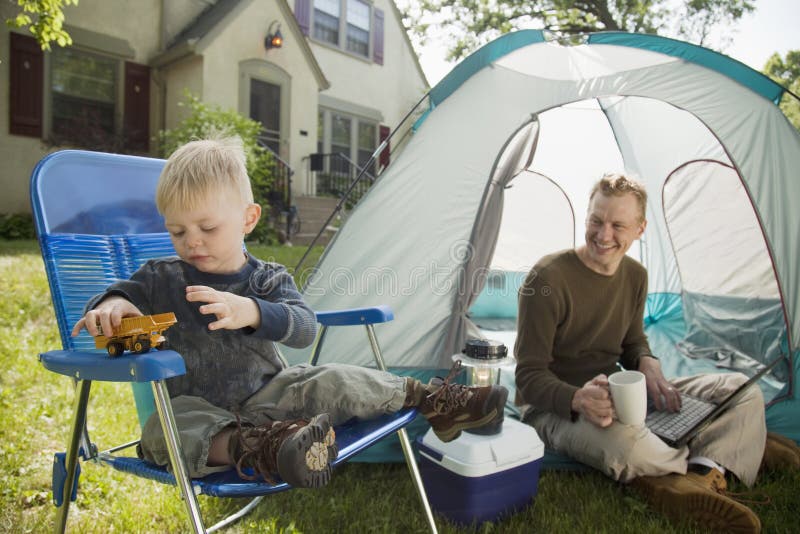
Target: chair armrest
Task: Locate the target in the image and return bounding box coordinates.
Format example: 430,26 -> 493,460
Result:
315,305 -> 394,326
39,349 -> 186,382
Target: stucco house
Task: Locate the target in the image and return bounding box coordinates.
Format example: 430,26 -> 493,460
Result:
1,0 -> 428,236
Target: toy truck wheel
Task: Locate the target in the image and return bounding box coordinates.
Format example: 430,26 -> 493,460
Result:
107,342 -> 124,357
133,339 -> 151,354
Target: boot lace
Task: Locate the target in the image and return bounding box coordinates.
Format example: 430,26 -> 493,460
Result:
700,468 -> 772,506
233,414 -> 304,483
427,360 -> 473,415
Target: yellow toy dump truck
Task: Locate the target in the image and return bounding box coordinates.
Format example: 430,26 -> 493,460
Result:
94,312 -> 177,357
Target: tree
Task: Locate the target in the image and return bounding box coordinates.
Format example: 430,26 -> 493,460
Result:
763,50 -> 800,130
402,0 -> 754,62
5,0 -> 78,50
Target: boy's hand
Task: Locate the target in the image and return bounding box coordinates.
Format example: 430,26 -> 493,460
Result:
71,296 -> 143,338
186,285 -> 260,331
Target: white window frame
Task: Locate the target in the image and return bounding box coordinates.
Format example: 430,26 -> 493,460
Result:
44,45 -> 125,145
310,0 -> 373,59
318,107 -> 378,170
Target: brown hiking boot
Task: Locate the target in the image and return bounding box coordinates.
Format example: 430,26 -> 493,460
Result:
230,413 -> 336,488
631,471 -> 761,533
422,360 -> 508,442
761,432 -> 800,471
686,464 -> 728,492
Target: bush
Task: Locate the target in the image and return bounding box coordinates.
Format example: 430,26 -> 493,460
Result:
0,213 -> 36,239
157,92 -> 277,243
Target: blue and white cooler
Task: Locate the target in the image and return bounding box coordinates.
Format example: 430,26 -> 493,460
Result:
416,418 -> 544,525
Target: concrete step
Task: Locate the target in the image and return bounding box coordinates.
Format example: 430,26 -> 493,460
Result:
291,228 -> 337,247
289,196 -> 342,246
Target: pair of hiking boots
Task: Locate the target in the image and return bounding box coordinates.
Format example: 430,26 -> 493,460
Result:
230,360 -> 508,488
632,432 -> 800,533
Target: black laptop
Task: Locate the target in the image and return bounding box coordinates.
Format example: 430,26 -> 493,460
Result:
646,356 -> 783,448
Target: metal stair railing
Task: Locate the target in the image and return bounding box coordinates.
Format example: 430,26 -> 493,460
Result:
310,152 -> 376,206
257,138 -> 299,240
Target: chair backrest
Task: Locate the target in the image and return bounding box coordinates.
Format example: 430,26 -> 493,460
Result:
31,150 -> 174,426
32,150 -> 168,236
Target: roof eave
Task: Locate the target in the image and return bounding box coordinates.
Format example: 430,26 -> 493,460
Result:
150,39 -> 199,68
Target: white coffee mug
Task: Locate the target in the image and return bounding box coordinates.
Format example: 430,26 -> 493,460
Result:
608,370 -> 647,425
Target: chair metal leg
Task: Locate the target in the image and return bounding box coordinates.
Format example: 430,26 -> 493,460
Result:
54,379 -> 91,534
151,380 -> 205,533
311,322 -> 438,531
366,325 -> 438,533
397,427 -> 439,533
206,496 -> 264,533
365,325 -> 388,371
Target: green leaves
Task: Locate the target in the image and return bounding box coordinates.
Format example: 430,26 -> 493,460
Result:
763,50 -> 800,131
401,0 -> 755,61
5,0 -> 79,51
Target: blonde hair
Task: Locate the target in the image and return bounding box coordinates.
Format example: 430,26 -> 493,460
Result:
589,173 -> 648,221
156,136 -> 253,214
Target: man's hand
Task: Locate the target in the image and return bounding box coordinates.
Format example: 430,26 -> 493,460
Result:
639,356 -> 681,412
186,285 -> 260,331
571,374 -> 614,428
71,296 -> 143,338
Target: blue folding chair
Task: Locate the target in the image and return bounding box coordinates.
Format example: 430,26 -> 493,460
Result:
31,150 -> 437,533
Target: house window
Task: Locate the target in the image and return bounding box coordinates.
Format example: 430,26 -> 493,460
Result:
319,108 -> 378,174
8,32 -> 150,151
313,0 -> 340,46
51,47 -> 117,144
357,121 -> 376,173
346,0 -> 370,56
310,0 -> 371,58
331,113 -> 352,157
295,0 -> 384,63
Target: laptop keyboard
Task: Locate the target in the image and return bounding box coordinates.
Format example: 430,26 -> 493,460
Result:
646,394 -> 716,440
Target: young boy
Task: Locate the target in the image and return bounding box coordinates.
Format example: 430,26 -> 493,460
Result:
72,137 -> 507,488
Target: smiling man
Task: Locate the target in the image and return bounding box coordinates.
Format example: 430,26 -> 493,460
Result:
514,173 -> 799,533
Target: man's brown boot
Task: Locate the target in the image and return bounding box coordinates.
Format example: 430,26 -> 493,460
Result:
761,432 -> 800,471
230,413 -> 336,488
685,464 -> 728,492
419,360 -> 508,442
631,471 -> 761,533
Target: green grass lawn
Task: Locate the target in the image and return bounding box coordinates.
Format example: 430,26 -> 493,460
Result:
1,239 -> 797,533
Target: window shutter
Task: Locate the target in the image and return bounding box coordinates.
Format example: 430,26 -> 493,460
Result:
379,124 -> 390,169
294,0 -> 311,36
9,33 -> 43,137
372,8 -> 384,65
123,61 -> 150,152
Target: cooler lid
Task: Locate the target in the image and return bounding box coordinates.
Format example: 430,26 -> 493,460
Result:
419,419 -> 544,477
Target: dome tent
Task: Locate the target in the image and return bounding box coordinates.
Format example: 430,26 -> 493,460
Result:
284,31 -> 800,445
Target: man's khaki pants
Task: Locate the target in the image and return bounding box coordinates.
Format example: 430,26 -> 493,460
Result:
526,373 -> 766,486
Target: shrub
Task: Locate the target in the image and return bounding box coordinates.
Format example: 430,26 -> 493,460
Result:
0,213 -> 36,239
157,92 -> 276,243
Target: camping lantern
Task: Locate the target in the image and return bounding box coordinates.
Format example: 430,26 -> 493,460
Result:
457,338 -> 513,386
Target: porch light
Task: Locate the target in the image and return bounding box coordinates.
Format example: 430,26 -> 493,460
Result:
265,21 -> 283,50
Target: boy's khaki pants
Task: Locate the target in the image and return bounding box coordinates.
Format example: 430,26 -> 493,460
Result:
141,363 -> 407,477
